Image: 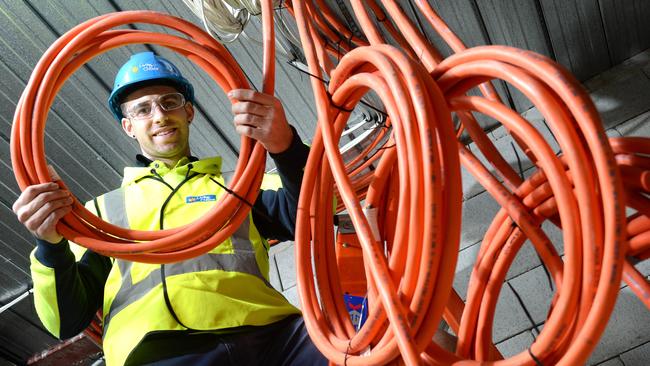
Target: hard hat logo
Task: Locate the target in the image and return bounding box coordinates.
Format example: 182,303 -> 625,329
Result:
139,63 -> 160,72
108,51 -> 194,121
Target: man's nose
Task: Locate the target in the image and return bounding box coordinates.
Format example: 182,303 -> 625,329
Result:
151,103 -> 168,123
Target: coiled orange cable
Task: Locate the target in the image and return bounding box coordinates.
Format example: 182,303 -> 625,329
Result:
611,137 -> 650,311
11,4 -> 277,264
293,1 -> 463,365
289,1 -> 630,365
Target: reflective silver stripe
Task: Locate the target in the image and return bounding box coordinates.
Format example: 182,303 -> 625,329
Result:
102,216 -> 270,332
230,217 -> 268,281
103,188 -> 129,228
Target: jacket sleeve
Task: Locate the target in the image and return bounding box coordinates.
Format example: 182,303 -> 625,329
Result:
30,238 -> 112,339
252,126 -> 310,242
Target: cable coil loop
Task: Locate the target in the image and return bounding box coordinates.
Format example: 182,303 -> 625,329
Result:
11,7 -> 277,263
289,1 -> 630,365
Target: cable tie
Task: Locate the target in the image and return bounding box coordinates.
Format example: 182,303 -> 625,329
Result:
528,347 -> 544,366
327,91 -> 355,113
377,144 -> 396,152
344,338 -> 353,366
286,60 -> 391,119
286,60 -> 330,85
209,177 -> 276,225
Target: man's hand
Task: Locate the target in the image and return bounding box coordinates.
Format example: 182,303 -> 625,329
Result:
229,89 -> 294,154
12,183 -> 73,244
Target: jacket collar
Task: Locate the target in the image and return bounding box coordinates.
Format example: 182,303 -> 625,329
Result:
134,154 -> 200,167
122,155 -> 222,187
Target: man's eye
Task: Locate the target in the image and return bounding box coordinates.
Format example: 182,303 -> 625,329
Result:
132,104 -> 152,116
160,96 -> 181,109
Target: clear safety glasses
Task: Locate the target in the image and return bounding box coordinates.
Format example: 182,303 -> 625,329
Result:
121,92 -> 186,120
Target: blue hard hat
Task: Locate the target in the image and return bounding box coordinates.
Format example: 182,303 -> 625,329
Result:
108,52 -> 194,121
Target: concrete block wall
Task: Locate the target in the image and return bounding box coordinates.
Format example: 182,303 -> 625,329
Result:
268,49 -> 650,365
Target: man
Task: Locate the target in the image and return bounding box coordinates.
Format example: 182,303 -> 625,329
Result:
13,52 -> 327,365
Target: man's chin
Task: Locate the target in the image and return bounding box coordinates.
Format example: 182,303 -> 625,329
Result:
146,147 -> 187,161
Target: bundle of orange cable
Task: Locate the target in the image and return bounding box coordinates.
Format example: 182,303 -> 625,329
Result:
292,1 -> 462,365
610,137 -> 650,311
11,3 -> 277,263
288,1 -> 629,365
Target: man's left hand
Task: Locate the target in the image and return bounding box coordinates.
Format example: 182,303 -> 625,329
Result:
229,89 -> 293,154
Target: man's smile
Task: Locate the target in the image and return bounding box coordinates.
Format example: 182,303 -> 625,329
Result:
152,127 -> 177,138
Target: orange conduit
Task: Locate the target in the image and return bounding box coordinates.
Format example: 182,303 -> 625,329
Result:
288,1 -> 630,365
286,1 -> 397,214
285,1 -> 396,214
293,1 -> 463,365
329,0 -> 518,211
333,127 -> 393,212
610,137 -> 650,311
432,46 -> 627,365
11,4 -> 277,263
380,0 -> 535,185
389,8 -> 627,362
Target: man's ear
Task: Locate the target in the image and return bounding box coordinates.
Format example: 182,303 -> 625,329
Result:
121,118 -> 135,138
185,101 -> 194,124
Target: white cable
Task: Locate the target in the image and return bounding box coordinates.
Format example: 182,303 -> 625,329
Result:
198,0 -> 249,43
190,0 -> 298,55
276,10 -> 304,52
0,289 -> 33,315
223,0 -> 282,15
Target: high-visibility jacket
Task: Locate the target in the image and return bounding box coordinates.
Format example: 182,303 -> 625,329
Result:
30,136 -> 308,366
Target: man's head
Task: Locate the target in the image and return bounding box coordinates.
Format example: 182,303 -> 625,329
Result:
120,84 -> 194,165
109,52 -> 195,166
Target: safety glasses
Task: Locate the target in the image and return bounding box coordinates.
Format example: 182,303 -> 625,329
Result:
121,92 -> 186,120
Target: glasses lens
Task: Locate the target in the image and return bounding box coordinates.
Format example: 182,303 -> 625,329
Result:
159,93 -> 185,111
128,101 -> 153,119
122,93 -> 186,119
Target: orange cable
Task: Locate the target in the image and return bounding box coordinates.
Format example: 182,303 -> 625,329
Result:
11,4 -> 277,263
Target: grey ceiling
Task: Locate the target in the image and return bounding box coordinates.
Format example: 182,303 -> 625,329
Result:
1,0 -> 649,364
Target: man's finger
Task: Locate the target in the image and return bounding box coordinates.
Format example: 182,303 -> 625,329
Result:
27,190 -> 71,219
37,205 -> 73,237
234,113 -> 268,128
235,124 -> 266,141
232,101 -> 272,117
23,195 -> 73,233
47,165 -> 61,181
12,183 -> 60,213
228,89 -> 275,105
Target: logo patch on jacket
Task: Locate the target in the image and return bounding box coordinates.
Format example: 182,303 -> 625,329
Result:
186,194 -> 217,203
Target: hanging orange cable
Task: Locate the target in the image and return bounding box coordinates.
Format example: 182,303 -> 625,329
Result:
288,1 -> 629,365
610,137 -> 650,311
293,1 -> 463,365
343,3 -> 630,365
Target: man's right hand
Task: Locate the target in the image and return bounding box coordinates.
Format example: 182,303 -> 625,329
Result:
12,183 -> 73,244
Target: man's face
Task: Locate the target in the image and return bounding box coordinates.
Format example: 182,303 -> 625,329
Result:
120,85 -> 194,165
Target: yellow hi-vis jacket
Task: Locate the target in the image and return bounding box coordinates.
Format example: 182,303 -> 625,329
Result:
30,156 -> 301,366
